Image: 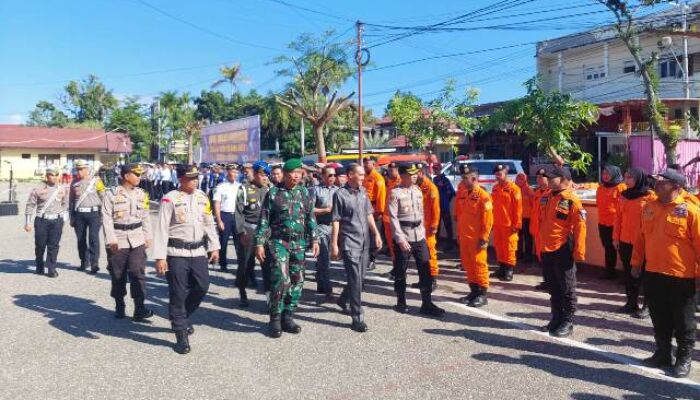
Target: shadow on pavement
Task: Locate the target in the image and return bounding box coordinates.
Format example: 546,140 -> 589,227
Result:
0,259 -> 71,274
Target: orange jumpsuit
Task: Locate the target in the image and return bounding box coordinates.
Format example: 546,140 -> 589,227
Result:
613,192 -> 657,245
363,169 -> 387,215
529,187 -> 551,258
537,189 -> 587,261
680,189 -> 700,207
419,177 -> 440,277
596,183 -> 626,227
491,180 -> 522,267
383,176 -> 401,259
455,183 -> 494,288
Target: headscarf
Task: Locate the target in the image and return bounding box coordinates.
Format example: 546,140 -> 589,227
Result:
621,167 -> 651,200
515,172 -> 528,187
602,165 -> 623,187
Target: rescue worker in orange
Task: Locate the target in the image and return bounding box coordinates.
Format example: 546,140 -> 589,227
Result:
363,156 -> 386,271
613,168 -> 655,319
413,163 -> 440,290
454,165 -> 493,307
491,164 -> 522,281
668,163 -> 700,207
529,168 -> 550,291
596,165 -> 626,280
382,162 -> 401,262
631,169 -> 700,378
515,172 -> 535,263
538,166 -> 586,338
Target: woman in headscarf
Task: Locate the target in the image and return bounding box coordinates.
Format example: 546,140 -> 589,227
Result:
596,165 -> 626,280
613,168 -> 655,318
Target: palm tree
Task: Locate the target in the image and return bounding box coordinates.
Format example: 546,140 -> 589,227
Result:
212,63 -> 242,102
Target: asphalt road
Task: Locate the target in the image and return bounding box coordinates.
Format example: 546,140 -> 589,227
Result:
1,183 -> 698,399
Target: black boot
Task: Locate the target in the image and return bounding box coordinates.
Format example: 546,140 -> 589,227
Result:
459,284 -> 478,304
239,288 -> 249,307
281,310 -> 302,334
394,281 -> 408,313
551,320 -> 574,337
35,265 -> 45,275
643,345 -> 673,368
468,286 -> 488,308
114,299 -> 126,319
632,305 -> 649,319
268,314 -> 282,338
539,318 -> 559,333
187,324 -> 195,335
490,264 -> 505,279
503,266 -> 514,282
419,290 -> 445,317
534,281 -> 548,291
133,300 -> 154,322
46,267 -> 58,278
89,265 -> 99,274
78,261 -> 88,272
174,330 -> 190,354
673,347 -> 693,378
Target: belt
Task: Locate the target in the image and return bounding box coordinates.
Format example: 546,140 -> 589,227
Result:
243,222 -> 258,230
271,233 -> 304,242
399,221 -> 422,228
77,206 -> 100,213
168,238 -> 206,250
114,222 -> 143,231
38,214 -> 61,220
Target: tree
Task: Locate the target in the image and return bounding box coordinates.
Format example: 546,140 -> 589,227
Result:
260,93 -> 292,150
274,31 -> 355,162
328,105 -> 377,153
60,75 -> 117,123
211,63 -> 244,102
105,97 -> 152,160
489,77 -> 599,172
194,90 -> 229,123
596,0 -> 679,165
27,100 -> 69,127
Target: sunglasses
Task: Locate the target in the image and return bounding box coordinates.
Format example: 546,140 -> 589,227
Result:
326,174 -> 336,177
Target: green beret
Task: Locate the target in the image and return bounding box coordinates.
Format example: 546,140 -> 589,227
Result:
283,158 -> 303,172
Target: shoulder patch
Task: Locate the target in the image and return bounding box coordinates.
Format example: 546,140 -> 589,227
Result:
674,203 -> 689,218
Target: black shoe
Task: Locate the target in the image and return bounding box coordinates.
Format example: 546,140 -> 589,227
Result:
632,306 -> 649,320
35,267 -> 45,275
503,268 -> 514,282
393,302 -> 408,314
174,331 -> 190,354
617,302 -> 638,314
534,281 -> 548,291
187,324 -> 195,335
550,321 -> 573,337
673,350 -> 692,378
540,317 -> 561,333
239,289 -> 249,308
419,302 -> 445,317
133,307 -> 154,322
78,263 -> 87,272
468,294 -> 488,308
47,270 -> 58,278
351,321 -> 369,333
281,311 -> 302,334
336,297 -> 348,313
115,303 -> 126,319
643,348 -> 674,368
89,266 -> 99,274
460,286 -> 478,305
269,314 -> 282,338
490,265 -> 505,279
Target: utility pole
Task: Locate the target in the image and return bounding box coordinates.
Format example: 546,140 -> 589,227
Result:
356,20 -> 365,163
682,0 -> 690,99
300,118 -> 305,157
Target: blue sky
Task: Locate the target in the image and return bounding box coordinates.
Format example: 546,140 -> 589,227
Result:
0,0 -> 640,124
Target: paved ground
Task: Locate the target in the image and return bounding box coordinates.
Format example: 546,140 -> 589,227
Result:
1,183 -> 699,399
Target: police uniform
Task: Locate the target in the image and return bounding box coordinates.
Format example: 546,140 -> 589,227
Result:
537,167 -> 586,338
212,164 -> 242,273
387,163 -> 444,316
332,183 -> 373,332
234,162 -> 271,305
153,165 -> 220,352
25,168 -> 69,277
69,160 -> 106,273
102,164 -> 153,320
312,181 -> 338,295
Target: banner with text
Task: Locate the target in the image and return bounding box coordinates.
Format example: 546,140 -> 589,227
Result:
200,115 -> 260,163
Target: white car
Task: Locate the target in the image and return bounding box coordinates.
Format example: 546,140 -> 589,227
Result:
440,159 -> 525,191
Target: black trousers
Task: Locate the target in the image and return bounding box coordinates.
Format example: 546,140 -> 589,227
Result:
598,224 -> 617,272
438,207 -> 454,242
618,241 -> 644,306
644,272 -> 696,351
107,245 -> 147,302
236,227 -> 269,291
338,246 -> 369,323
369,216 -> 382,263
161,181 -> 171,197
166,256 -> 210,332
542,243 -> 577,325
392,239 -> 432,301
74,210 -> 101,267
34,217 -> 63,272
517,218 -> 533,261
218,212 -> 238,270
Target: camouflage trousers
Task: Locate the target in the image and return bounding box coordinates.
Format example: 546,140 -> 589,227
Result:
268,239 -> 307,315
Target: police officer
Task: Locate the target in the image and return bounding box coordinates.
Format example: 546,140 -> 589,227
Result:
632,169 -> 700,378
388,162 -> 444,317
312,165 -> 339,301
153,165 -> 220,354
213,163 -> 241,273
234,161 -> 272,307
255,159 -> 319,338
537,167 -> 586,338
70,159 -> 106,273
102,164 -> 153,321
24,167 -> 69,278
362,156 -> 386,271
331,163 -> 382,332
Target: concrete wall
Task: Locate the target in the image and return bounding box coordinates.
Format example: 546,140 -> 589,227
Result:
0,148 -> 121,180
629,136 -> 700,186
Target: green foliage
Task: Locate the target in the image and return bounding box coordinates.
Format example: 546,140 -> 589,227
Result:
194,90 -> 229,123
328,106 -> 377,153
211,63 -> 244,100
27,100 -> 69,127
61,75 -> 117,123
605,152 -> 630,172
488,77 -> 599,172
105,97 -> 152,160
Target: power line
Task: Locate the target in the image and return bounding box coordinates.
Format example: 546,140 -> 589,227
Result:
263,0 -> 355,23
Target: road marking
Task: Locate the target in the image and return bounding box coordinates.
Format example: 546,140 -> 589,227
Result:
366,272 -> 700,391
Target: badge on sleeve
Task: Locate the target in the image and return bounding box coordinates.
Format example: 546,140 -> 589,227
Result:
673,203 -> 688,218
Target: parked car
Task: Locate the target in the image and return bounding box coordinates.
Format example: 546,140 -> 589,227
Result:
440,159 -> 525,191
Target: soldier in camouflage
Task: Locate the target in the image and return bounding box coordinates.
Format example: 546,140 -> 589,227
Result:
255,158 -> 319,338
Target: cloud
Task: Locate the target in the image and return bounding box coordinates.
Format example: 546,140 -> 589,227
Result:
0,113 -> 26,124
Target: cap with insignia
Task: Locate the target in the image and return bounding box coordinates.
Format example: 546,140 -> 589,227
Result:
492,164 -> 508,173
45,166 -> 60,176
74,159 -> 89,169
226,163 -> 241,170
535,168 -> 547,177
651,169 -> 687,186
176,164 -> 199,179
459,164 -> 477,175
398,162 -> 420,175
121,163 -> 144,177
283,158 -> 303,172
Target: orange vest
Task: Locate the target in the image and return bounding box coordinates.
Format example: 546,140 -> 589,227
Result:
491,180 -> 523,229
538,189 -> 587,260
454,184 -> 493,242
363,169 -> 386,214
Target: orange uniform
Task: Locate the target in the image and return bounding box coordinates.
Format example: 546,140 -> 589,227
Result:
363,169 -> 387,215
529,187 -> 551,257
613,192 -> 657,245
491,180 -> 522,267
520,184 -> 535,219
382,175 -> 401,259
538,189 -> 587,261
419,177 -> 440,277
632,196 -> 700,279
455,182 -> 494,288
681,189 -> 700,207
596,183 -> 626,227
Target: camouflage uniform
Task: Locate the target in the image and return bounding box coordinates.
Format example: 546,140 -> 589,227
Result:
255,184 -> 318,315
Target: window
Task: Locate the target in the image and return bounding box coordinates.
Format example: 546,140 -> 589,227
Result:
37,154 -> 60,170
623,60 -> 636,74
674,108 -> 684,120
21,154 -> 30,159
660,58 -> 682,78
585,65 -> 606,81
691,107 -> 698,119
